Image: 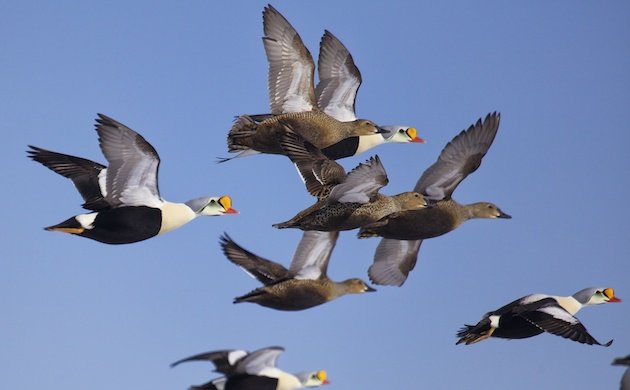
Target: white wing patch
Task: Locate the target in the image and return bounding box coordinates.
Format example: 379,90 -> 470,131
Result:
537,306 -> 578,324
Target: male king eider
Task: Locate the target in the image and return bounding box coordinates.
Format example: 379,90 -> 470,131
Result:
171,346 -> 329,390
27,113 -> 238,245
456,287 -> 620,346
218,19 -> 424,163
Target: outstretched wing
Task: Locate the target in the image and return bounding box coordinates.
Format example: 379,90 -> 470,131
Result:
220,233 -> 290,285
315,30 -> 361,121
368,239 -> 422,286
27,146 -> 110,211
262,5 -> 316,114
95,114 -> 162,207
415,112 -> 500,201
289,231 -> 339,279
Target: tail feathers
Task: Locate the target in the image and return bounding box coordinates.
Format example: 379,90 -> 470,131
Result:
45,216 -> 85,234
227,115 -> 258,152
272,220 -> 293,229
234,288 -> 266,304
216,149 -> 262,164
456,321 -> 493,345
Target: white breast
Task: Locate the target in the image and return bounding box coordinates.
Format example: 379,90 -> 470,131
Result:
355,134 -> 386,154
158,202 -> 196,234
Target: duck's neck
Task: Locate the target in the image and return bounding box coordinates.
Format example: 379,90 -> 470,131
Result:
158,201 -> 197,234
552,295 -> 582,316
355,134 -> 386,154
462,202 -> 490,220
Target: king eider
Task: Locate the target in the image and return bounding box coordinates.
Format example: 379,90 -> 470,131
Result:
219,15 -> 423,163
220,231 -> 375,311
456,287 -> 620,346
223,5 -> 386,161
171,346 -> 329,390
27,114 -> 238,245
272,145 -> 428,232
358,112 -> 511,286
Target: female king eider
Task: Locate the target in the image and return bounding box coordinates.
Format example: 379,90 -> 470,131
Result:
27,113 -> 238,245
456,287 -> 620,346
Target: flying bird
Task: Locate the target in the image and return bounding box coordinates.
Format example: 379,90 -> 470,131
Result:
220,231 -> 375,311
456,287 -> 620,346
358,112 -> 510,286
27,114 -> 237,244
223,5 -> 402,162
171,346 -> 329,390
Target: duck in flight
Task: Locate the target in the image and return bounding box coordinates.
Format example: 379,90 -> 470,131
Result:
27,114 -> 237,244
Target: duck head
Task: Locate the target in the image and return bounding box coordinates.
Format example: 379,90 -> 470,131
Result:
297,370 -> 330,386
381,126 -> 425,143
186,195 -> 239,216
574,287 -> 621,305
469,202 -> 511,219
396,191 -> 429,211
342,278 -> 377,294
352,119 -> 386,136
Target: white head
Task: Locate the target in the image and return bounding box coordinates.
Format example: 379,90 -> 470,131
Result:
573,287 -> 621,305
185,195 -> 238,216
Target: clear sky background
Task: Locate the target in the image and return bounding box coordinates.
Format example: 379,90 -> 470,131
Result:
2,1 -> 629,389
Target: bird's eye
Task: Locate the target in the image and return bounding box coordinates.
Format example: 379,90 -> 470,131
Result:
210,199 -> 216,204
399,129 -> 405,133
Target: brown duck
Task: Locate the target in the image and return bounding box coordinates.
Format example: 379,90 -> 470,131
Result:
225,5 -> 384,160
220,231 -> 375,311
358,112 -> 511,286
272,146 -> 428,231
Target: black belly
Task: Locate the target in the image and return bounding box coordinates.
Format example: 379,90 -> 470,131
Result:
226,375 -> 278,390
494,315 -> 544,339
81,206 -> 162,244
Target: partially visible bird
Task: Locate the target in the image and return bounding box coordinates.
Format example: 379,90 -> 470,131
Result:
220,231 -> 375,311
225,5 -> 384,160
272,147 -> 428,231
313,29 -> 424,160
358,112 -> 510,286
27,114 -> 237,245
456,287 -> 620,346
171,346 -> 329,390
613,355 -> 630,390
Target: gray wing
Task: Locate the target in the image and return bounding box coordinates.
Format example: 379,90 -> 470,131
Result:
315,30 -> 361,121
262,5 -> 316,114
279,131 -> 346,199
237,346 -> 285,375
415,112 -> 500,200
368,239 -> 422,286
95,113 -> 162,207
27,146 -> 110,211
289,231 -> 339,279
328,155 -> 388,203
220,233 -> 290,285
170,349 -> 249,374
517,301 -> 613,346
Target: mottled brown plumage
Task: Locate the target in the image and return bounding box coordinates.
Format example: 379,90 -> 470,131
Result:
220,231 -> 374,311
274,192 -> 428,232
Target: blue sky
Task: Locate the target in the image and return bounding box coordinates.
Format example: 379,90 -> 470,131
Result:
2,1 -> 630,389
